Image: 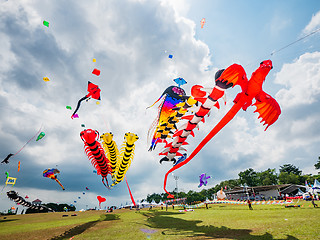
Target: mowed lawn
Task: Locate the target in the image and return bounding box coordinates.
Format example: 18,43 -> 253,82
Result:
0,201 -> 319,240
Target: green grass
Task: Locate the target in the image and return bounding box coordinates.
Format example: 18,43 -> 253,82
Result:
0,201 -> 319,240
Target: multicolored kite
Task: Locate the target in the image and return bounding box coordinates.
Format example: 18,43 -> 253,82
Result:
43,168 -> 65,190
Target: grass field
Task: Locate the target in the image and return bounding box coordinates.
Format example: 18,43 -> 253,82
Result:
0,201 -> 319,240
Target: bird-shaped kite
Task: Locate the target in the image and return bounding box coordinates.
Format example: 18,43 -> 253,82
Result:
164,60 -> 281,198
71,81 -> 101,119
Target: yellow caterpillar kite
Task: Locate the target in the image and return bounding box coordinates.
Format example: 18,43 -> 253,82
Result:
100,132 -> 139,187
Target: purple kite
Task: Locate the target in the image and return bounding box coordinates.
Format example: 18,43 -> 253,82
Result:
198,173 -> 211,188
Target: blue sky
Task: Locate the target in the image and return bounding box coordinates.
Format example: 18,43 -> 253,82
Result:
0,0 -> 320,212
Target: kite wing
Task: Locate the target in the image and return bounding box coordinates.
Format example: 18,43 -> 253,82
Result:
253,91 -> 281,130
217,64 -> 247,90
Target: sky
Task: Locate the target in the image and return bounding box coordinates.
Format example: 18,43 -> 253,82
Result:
0,0 -> 320,212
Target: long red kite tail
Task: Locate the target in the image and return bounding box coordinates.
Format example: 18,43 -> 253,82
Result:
55,178 -> 65,190
163,95 -> 248,198
125,176 -> 136,206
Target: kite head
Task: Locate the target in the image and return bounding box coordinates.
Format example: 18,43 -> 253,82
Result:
100,132 -> 114,144
80,129 -> 99,144
124,132 -> 139,145
259,60 -> 273,72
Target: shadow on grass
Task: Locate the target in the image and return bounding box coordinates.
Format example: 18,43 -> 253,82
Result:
50,214 -> 120,240
0,218 -> 19,223
141,211 -> 298,240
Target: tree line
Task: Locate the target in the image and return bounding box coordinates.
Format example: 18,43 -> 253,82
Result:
145,160 -> 320,205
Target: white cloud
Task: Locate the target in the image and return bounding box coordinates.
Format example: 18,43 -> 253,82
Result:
303,10 -> 320,33
275,51 -> 320,108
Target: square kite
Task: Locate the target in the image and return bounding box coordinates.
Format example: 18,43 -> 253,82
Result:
43,21 -> 49,27
92,69 -> 101,76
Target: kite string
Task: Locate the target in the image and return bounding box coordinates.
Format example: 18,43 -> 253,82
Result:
244,27 -> 320,68
271,27 -> 320,56
13,125 -> 43,157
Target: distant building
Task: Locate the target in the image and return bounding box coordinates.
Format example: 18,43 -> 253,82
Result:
225,184 -> 304,200
32,199 -> 42,205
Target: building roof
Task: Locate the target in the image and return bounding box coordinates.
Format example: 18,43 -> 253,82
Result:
32,199 -> 42,202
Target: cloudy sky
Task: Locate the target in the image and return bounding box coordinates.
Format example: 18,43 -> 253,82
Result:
1,0 -> 320,211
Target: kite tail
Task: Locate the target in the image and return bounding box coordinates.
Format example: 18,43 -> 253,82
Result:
125,176 -> 136,206
55,178 -> 65,190
164,95 -> 248,198
146,94 -> 165,109
71,96 -> 88,118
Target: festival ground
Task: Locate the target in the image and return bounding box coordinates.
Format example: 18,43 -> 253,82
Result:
0,200 -> 319,240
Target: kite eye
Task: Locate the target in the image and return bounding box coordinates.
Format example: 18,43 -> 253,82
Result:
260,61 -> 264,65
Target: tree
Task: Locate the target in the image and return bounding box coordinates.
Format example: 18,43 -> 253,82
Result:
278,172 -> 300,184
146,193 -> 162,203
257,168 -> 278,185
279,164 -> 302,175
238,168 -> 259,186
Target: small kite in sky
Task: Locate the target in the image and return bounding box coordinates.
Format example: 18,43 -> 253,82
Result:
5,176 -> 17,187
200,18 -> 206,28
36,132 -> 45,141
93,58 -> 96,62
43,21 -> 49,27
168,54 -> 173,59
92,69 -> 101,76
43,77 -> 50,82
97,195 -> 106,208
174,77 -> 187,87
198,173 -> 211,188
71,81 -> 101,119
66,106 -> 72,110
1,154 -> 14,164
17,161 -> 21,172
